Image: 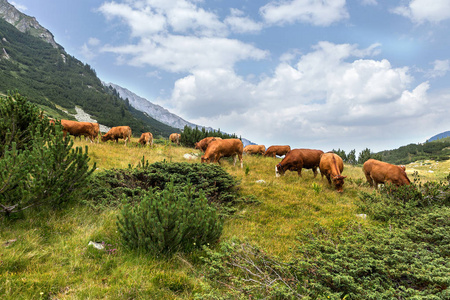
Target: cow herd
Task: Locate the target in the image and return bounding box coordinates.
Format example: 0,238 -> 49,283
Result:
53,121 -> 411,193
52,119 -> 180,148
212,139 -> 409,193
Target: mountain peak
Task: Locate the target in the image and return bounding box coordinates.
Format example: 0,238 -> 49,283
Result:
0,0 -> 59,48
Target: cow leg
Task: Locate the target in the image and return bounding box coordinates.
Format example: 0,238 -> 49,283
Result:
313,167 -> 318,178
326,175 -> 332,185
365,174 -> 374,187
239,153 -> 243,168
233,154 -> 237,166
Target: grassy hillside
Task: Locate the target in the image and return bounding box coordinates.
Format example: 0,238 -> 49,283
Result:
1,139 -> 449,299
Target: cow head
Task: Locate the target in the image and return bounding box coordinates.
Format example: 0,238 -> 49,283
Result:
201,155 -> 210,163
275,163 -> 285,177
101,134 -> 109,142
332,175 -> 347,193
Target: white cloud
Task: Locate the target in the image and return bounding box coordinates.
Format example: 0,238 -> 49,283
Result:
98,2 -> 166,36
88,37 -> 100,46
101,35 -> 268,73
98,0 -> 226,37
10,1 -> 27,11
98,1 -> 268,72
260,0 -> 349,26
225,9 -> 263,34
167,42 -> 435,153
427,59 -> 450,78
360,0 -> 377,5
392,0 -> 450,24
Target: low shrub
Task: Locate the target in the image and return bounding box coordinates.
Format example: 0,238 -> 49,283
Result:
357,181 -> 450,223
117,180 -> 223,255
200,180 -> 450,299
83,161 -> 240,209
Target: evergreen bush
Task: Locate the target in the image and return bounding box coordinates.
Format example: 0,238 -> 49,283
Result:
84,161 -> 240,209
0,92 -> 95,215
117,180 -> 223,254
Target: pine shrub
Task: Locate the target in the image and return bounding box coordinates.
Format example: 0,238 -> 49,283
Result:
0,92 -> 95,215
84,161 -> 240,208
117,180 -> 223,254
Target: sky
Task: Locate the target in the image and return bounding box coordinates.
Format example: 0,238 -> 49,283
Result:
10,0 -> 450,154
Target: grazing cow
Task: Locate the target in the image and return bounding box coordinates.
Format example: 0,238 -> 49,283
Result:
195,137 -> 222,152
264,145 -> 291,157
319,152 -> 346,193
169,133 -> 181,145
60,119 -> 98,143
275,149 -> 324,177
138,132 -> 153,147
363,159 -> 410,189
91,122 -> 100,143
101,126 -> 132,146
201,138 -> 244,168
243,145 -> 266,155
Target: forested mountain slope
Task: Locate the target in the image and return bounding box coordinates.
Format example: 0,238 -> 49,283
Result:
0,17 -> 177,137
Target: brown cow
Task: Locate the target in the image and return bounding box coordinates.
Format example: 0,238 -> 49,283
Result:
275,148 -> 324,177
91,122 -> 100,143
138,132 -> 153,147
264,145 -> 291,157
75,122 -> 100,143
195,137 -> 222,152
169,133 -> 181,145
243,145 -> 266,155
201,138 -> 243,168
363,159 -> 410,189
101,126 -> 132,146
60,119 -> 97,143
319,152 -> 346,192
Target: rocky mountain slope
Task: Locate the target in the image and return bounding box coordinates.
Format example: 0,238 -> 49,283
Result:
0,0 -> 58,48
105,82 -> 208,131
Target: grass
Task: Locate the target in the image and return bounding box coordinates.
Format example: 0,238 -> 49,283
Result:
1,137 -> 448,299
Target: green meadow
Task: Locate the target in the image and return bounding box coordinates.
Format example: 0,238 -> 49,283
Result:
1,137 -> 449,299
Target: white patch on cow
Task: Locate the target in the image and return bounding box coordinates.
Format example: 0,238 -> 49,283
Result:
183,153 -> 198,160
275,165 -> 280,177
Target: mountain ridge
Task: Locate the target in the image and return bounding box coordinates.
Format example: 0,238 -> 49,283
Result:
104,82 -> 201,131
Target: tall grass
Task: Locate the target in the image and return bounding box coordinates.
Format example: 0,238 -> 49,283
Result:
1,138 -> 445,299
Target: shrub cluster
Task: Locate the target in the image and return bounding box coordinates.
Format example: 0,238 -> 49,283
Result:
117,180 -> 223,254
357,181 -> 450,223
83,161 -> 240,209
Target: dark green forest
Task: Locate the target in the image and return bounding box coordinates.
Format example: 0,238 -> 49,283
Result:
379,138 -> 450,165
0,18 -> 177,138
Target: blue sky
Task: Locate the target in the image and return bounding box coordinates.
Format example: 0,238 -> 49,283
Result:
11,0 -> 450,154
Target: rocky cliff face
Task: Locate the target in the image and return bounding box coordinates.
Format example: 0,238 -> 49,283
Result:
104,82 -> 209,131
0,0 -> 59,48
